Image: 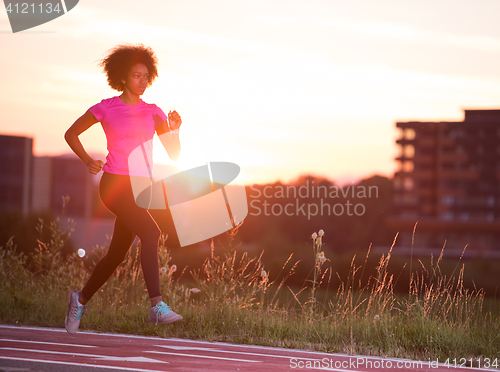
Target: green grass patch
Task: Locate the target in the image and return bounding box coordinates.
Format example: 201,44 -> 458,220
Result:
0,216 -> 499,366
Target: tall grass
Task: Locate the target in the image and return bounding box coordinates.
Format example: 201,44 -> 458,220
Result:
0,213 -> 498,364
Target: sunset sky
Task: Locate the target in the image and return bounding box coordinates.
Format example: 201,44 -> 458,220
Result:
1,0 -> 499,185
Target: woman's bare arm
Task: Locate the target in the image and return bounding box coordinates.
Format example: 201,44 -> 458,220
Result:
64,110 -> 104,174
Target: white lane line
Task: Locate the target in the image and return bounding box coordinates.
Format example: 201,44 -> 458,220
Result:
0,357 -> 170,372
3,325 -> 487,371
144,350 -> 260,363
148,351 -> 351,372
154,344 -> 321,361
0,338 -> 96,348
0,325 -> 347,356
0,347 -> 168,364
94,356 -> 169,364
159,338 -> 489,371
0,347 -> 107,358
0,325 -> 364,357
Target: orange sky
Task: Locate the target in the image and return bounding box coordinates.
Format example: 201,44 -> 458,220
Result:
1,0 -> 499,185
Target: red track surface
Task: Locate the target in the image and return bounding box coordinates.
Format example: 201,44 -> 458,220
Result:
0,324 -> 496,371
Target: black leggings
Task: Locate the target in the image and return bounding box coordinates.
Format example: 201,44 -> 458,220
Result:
82,172 -> 163,302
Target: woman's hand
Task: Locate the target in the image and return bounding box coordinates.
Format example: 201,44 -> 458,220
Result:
87,160 -> 104,175
168,110 -> 182,131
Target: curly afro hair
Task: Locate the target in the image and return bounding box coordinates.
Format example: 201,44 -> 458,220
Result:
99,44 -> 159,92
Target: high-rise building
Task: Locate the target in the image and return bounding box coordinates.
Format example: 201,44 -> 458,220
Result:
0,134 -> 94,218
387,109 -> 500,255
0,134 -> 115,249
0,135 -> 33,216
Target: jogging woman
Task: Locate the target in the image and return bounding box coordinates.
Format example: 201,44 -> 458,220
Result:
64,44 -> 182,334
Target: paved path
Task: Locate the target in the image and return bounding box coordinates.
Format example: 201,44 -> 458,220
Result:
0,325 -> 495,371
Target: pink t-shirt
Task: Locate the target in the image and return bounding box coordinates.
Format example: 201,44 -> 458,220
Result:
89,96 -> 168,177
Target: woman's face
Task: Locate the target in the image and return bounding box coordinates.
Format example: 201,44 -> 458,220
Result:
122,63 -> 149,96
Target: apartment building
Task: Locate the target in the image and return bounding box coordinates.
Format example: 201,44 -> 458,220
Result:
387,109 -> 500,256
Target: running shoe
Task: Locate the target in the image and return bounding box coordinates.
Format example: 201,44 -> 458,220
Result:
65,290 -> 87,334
149,301 -> 183,325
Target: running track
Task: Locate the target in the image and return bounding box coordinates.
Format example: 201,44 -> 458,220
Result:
0,325 -> 496,371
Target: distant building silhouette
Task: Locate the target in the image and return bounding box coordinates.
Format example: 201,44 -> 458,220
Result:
33,156 -> 94,219
0,135 -> 33,216
0,134 -> 119,250
51,156 -> 93,219
0,134 -> 93,218
387,109 -> 500,256
31,156 -> 52,212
